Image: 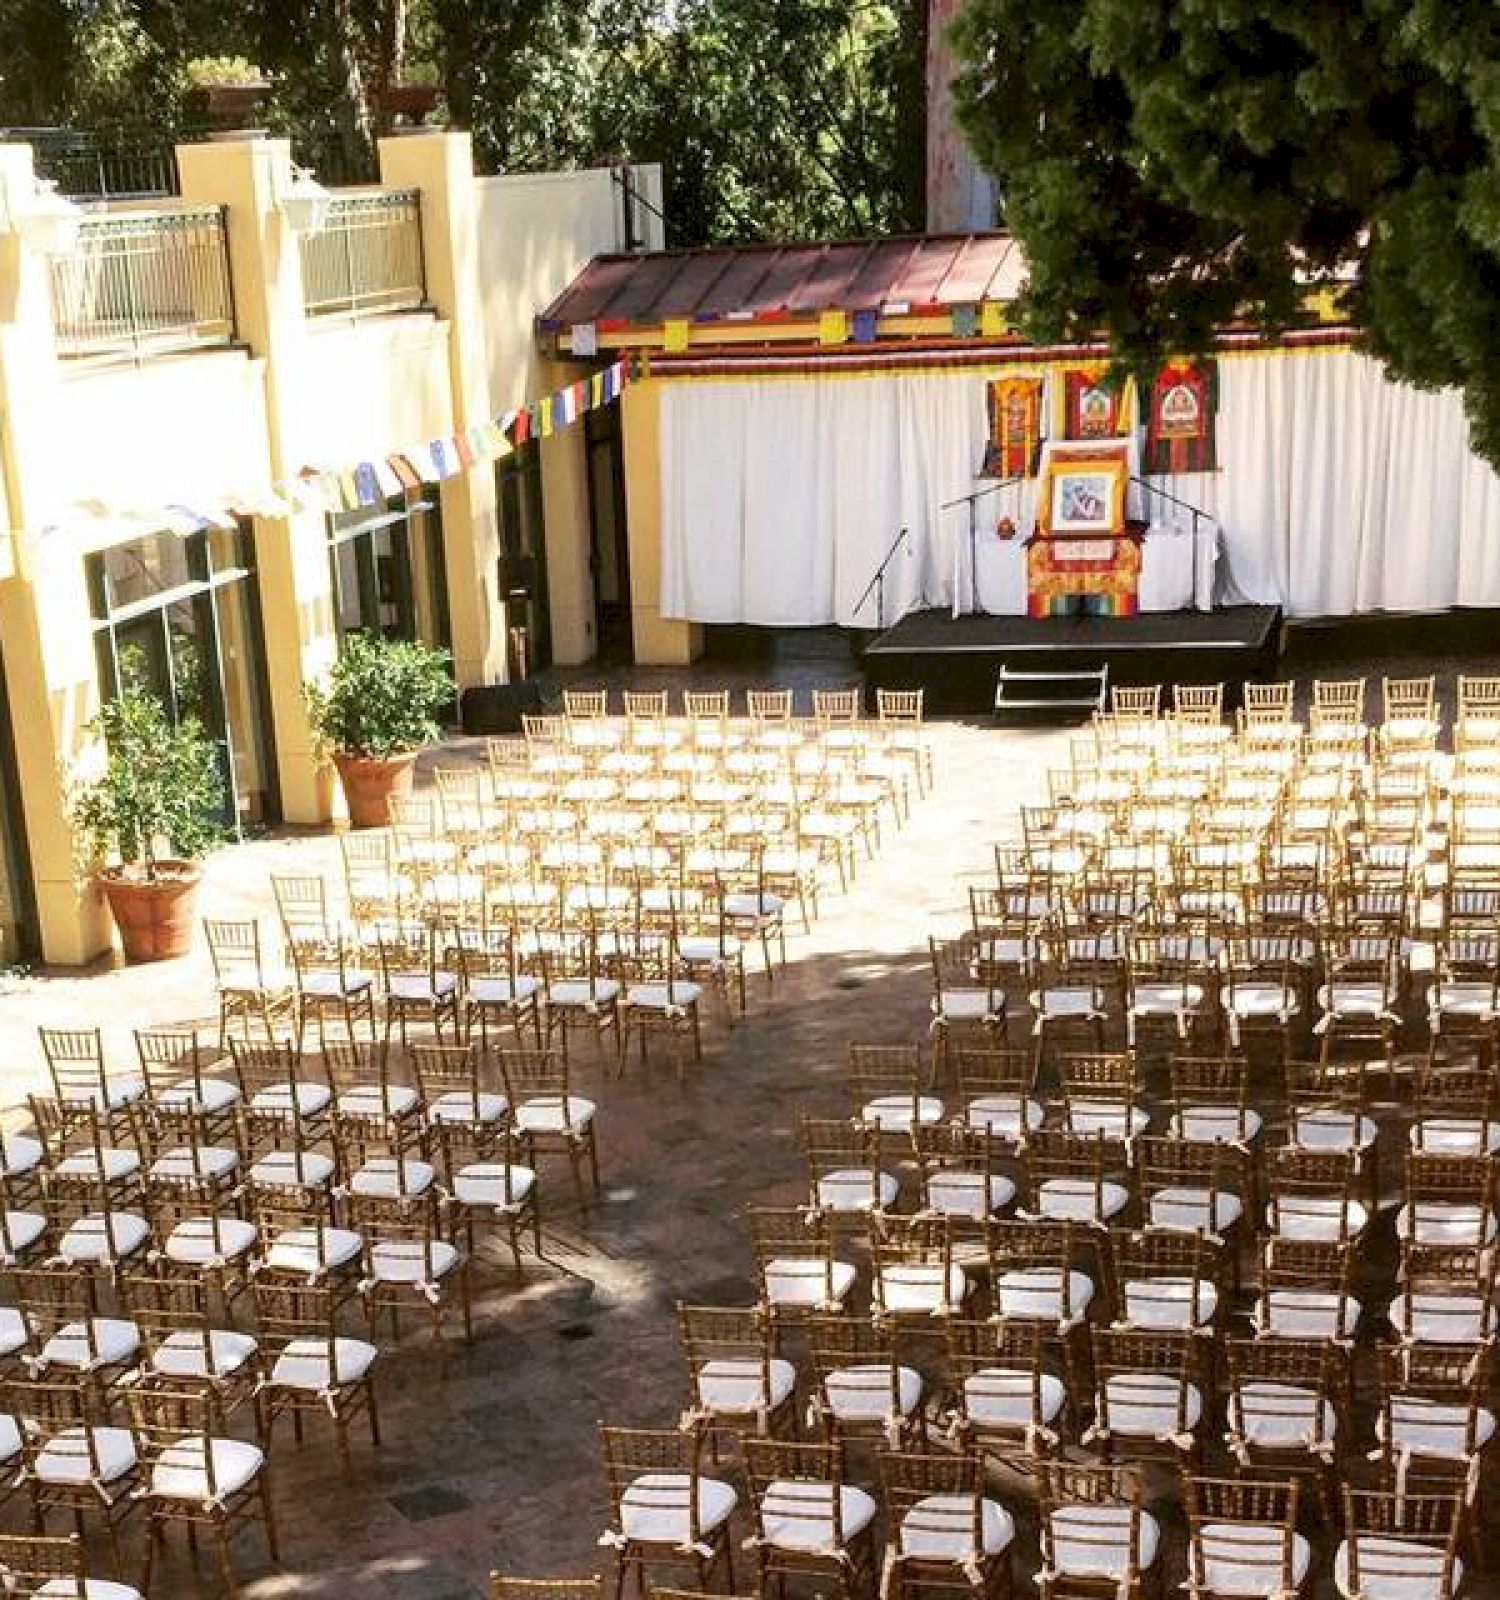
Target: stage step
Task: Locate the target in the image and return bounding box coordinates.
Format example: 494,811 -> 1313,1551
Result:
994,664 -> 1108,720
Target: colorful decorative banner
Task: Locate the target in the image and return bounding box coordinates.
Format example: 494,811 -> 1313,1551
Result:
1145,359 -> 1219,473
1063,367 -> 1126,440
980,301 -> 1008,338
818,310 -> 849,347
950,304 -> 980,339
981,375 -> 1045,479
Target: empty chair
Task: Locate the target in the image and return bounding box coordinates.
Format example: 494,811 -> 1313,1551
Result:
808,1314 -> 925,1449
1334,1488 -> 1464,1600
1037,1462 -> 1160,1600
203,919 -> 296,1046
746,1207 -> 856,1321
1185,1476 -> 1311,1600
946,1317 -> 1067,1456
598,1423 -> 738,1597
1225,1338 -> 1342,1519
742,1437 -> 875,1600
877,1447 -> 1015,1600
955,1045 -> 1042,1145
800,1116 -> 898,1220
1087,1327 -> 1205,1465
1108,1228 -> 1224,1334
0,1531 -> 145,1600
676,1304 -> 797,1440
1253,1234 -> 1361,1343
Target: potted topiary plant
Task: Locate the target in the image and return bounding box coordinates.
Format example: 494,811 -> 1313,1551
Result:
379,63 -> 445,125
71,689 -> 227,963
307,631 -> 454,828
185,55 -> 273,127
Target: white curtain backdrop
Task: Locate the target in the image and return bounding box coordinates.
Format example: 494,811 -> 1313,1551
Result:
658,348 -> 1500,624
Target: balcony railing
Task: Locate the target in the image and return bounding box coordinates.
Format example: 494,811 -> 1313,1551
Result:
300,188 -> 427,318
49,204 -> 236,361
2,129 -> 177,201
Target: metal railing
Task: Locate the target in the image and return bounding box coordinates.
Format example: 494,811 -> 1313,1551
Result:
49,204 -> 236,361
3,128 -> 177,200
300,188 -> 426,318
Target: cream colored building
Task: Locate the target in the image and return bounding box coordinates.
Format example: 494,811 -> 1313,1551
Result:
0,131 -> 661,967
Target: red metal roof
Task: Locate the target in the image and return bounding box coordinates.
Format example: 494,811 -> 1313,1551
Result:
537,233 -> 1024,333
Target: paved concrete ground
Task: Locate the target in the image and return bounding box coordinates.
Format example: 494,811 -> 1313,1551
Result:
6,622 -> 1500,1597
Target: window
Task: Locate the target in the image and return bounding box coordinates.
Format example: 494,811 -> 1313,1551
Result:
89,524 -> 279,832
327,496 -> 451,648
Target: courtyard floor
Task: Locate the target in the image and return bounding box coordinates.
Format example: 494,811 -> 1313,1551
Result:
5,623 -> 1500,1597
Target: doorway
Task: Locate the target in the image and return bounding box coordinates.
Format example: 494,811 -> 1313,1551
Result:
0,637 -> 38,965
496,443 -> 552,680
586,404 -> 633,664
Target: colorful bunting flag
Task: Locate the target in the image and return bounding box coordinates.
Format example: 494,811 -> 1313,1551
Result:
951,304 -> 980,339
980,301 -> 1009,338
818,310 -> 849,347
852,308 -> 879,344
663,319 -> 691,353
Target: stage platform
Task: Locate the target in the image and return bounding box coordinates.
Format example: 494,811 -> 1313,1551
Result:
861,605 -> 1284,717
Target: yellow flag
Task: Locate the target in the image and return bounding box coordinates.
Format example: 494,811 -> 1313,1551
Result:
818,309 -> 849,346
663,319 -> 691,353
981,301 -> 1009,337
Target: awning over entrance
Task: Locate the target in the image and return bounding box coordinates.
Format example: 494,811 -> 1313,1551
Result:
537,233 -> 1026,357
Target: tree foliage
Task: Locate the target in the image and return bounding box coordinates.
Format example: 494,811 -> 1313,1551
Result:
0,0 -> 925,244
305,630 -> 454,760
950,1 -> 1500,468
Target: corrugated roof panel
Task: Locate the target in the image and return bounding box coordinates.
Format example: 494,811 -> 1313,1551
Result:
691,249 -> 783,318
744,248 -> 825,316
891,237 -> 972,306
544,255 -> 641,327
844,239 -> 925,308
648,250 -> 739,320
783,244 -> 872,315
941,235 -> 1016,303
606,253 -> 691,322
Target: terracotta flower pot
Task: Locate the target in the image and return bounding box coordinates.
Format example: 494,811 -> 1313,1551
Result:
333,750 -> 419,829
98,861 -> 201,964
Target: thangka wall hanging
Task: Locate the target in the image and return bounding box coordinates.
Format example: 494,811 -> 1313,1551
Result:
980,375 -> 1045,478
1063,367 -> 1130,440
1145,360 -> 1219,473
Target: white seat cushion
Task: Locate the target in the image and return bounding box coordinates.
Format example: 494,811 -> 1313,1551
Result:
764,1257 -> 856,1309
824,1363 -> 922,1422
926,1172 -> 1017,1219
0,1412 -> 23,1465
964,1095 -> 1043,1140
1149,1187 -> 1243,1235
1395,1201 -> 1497,1248
264,1226 -> 363,1275
150,1436 -> 265,1502
1334,1537 -> 1460,1600
58,1212 -> 150,1263
469,975 -> 543,1005
249,1081 -> 332,1117
876,1263 -> 969,1315
1261,1289 -> 1361,1340
995,1268 -> 1094,1326
964,1369 -> 1065,1428
249,1150 -> 336,1190
1410,1117 -> 1500,1156
1123,1278 -> 1219,1331
1065,1101 -> 1150,1139
158,1077 -> 240,1114
150,1328 -> 258,1381
0,1134 -> 43,1177
349,1158 -> 436,1199
430,1090 -> 508,1126
677,937 -> 742,964
39,1318 -> 140,1373
387,972 -> 459,1003
1031,988 -> 1106,1019
34,1426 -> 137,1485
624,982 -> 703,1011
1101,1374 -> 1202,1439
163,1216 -> 259,1267
548,979 -> 621,1008
1429,982 -> 1499,1021
939,991 -> 1006,1023
815,1169 -> 899,1213
1268,1195 -> 1369,1242
900,1495 -> 1014,1559
367,1238 -> 461,1286
62,1078 -> 145,1111
1387,1291 -> 1494,1345
1231,1381 -> 1337,1449
0,1306 -> 31,1358
148,1146 -> 238,1184
0,1209 -> 47,1263
723,892 -> 785,919
619,1472 -> 737,1546
759,1480 -> 874,1551
56,1147 -> 141,1183
861,1095 -> 944,1131
1172,1107 -> 1263,1143
298,970 -> 373,999
335,1084 -> 420,1119
1038,1179 -> 1131,1224
1195,1524 -> 1311,1597
1290,1109 -> 1378,1152
452,1163 -> 537,1212
1317,983 -> 1396,1019
269,1336 -> 377,1390
1221,985 -> 1298,1018
696,1356 -> 797,1416
1385,1397 -> 1496,1461
514,1095 -> 594,1135
1049,1504 -> 1160,1578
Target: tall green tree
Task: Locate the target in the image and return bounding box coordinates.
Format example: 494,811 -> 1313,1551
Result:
950,1 -> 1500,469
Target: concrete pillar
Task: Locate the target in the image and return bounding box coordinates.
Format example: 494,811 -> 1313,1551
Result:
621,378 -> 701,665
378,131 -> 506,689
539,358 -> 597,666
177,135 -> 335,824
0,145 -> 113,961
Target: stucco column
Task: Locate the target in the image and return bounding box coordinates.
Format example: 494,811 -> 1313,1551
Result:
0,145 -> 113,961
377,131 -> 505,688
177,135 -> 336,824
621,378 -> 702,665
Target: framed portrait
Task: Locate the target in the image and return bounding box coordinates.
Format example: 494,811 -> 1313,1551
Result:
1039,442 -> 1130,536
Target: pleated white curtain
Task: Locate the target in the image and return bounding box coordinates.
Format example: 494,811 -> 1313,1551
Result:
658,348 -> 1500,624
